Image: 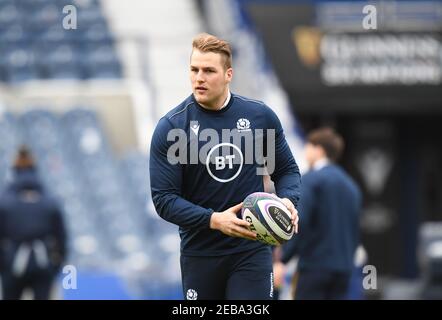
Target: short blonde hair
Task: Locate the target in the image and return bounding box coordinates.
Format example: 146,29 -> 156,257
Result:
192,33 -> 232,70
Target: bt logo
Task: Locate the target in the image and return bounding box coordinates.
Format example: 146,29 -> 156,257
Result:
206,143 -> 243,183
215,155 -> 235,170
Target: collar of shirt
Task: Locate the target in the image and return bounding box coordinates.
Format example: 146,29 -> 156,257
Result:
221,90 -> 231,109
313,158 -> 330,171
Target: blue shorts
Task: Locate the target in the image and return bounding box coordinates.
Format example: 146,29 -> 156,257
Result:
180,246 -> 273,300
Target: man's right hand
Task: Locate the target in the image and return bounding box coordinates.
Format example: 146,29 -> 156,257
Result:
210,203 -> 257,241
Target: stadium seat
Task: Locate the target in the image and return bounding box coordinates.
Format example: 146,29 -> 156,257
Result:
36,44 -> 83,80
0,112 -> 19,189
0,24 -> 29,45
1,107 -> 182,297
0,4 -> 20,29
61,109 -> 153,260
0,0 -> 122,82
18,109 -> 115,268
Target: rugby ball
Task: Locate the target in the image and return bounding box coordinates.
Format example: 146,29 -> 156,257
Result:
241,192 -> 294,246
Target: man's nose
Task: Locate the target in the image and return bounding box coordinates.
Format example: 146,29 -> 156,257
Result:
196,71 -> 205,82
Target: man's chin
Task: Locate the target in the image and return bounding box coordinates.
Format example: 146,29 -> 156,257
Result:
194,95 -> 209,105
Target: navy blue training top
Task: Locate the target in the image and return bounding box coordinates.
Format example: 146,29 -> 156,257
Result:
149,93 -> 301,256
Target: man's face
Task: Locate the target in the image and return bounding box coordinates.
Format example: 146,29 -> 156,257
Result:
190,49 -> 232,108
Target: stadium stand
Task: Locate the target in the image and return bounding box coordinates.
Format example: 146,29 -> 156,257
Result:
0,0 -> 122,82
102,0 -> 204,118
1,105 -> 182,299
0,111 -> 20,190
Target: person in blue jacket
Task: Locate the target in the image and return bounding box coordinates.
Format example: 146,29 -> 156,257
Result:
149,33 -> 301,300
275,127 -> 362,300
0,146 -> 67,300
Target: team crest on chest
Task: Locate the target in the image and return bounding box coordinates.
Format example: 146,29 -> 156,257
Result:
236,118 -> 251,132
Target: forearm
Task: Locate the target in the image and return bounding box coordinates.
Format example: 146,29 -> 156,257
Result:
269,126 -> 301,206
152,191 -> 213,230
274,172 -> 301,208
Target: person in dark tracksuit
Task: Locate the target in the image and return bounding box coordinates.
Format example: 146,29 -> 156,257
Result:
0,146 -> 67,300
149,33 -> 301,300
275,127 -> 362,300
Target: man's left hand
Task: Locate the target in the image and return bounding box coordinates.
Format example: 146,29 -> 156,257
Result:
280,198 -> 299,234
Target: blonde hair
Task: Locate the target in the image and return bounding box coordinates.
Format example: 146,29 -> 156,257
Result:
192,33 -> 232,70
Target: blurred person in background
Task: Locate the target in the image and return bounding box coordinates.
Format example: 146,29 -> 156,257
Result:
0,146 -> 67,300
274,127 -> 362,299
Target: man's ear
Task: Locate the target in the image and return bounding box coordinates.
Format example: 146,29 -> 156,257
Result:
226,67 -> 233,82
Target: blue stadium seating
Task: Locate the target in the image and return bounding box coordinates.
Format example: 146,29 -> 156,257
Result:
0,4 -> 20,29
4,47 -> 38,83
0,111 -> 20,189
1,107 -> 182,298
37,44 -> 83,79
0,0 -> 122,82
0,24 -> 29,45
60,109 -> 154,260
18,109 -> 111,268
